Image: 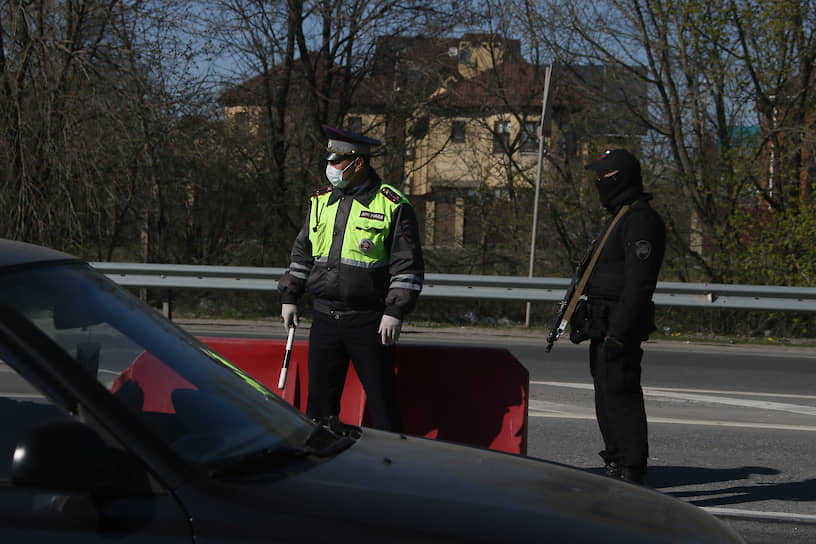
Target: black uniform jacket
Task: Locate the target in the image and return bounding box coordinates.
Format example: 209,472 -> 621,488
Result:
278,172 -> 424,319
586,195 -> 666,343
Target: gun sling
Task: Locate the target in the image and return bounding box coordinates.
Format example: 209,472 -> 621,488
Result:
558,204 -> 630,335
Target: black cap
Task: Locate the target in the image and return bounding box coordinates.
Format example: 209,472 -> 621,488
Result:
322,124 -> 381,160
584,149 -> 638,172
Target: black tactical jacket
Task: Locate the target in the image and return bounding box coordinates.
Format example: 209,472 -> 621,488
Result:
586,194 -> 666,343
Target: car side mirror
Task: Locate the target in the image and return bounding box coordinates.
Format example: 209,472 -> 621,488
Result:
11,419 -> 141,493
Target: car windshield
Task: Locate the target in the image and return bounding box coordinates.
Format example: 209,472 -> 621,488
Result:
0,261 -> 314,465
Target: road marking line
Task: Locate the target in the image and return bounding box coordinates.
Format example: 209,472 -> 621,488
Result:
646,391 -> 816,416
531,380 -> 816,399
531,381 -> 816,416
527,411 -> 816,431
647,386 -> 816,401
702,506 -> 816,524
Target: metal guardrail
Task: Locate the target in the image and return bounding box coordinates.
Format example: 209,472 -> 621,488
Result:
92,262 -> 816,312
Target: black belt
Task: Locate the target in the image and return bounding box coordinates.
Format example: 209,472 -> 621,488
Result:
588,296 -> 619,305
314,299 -> 380,318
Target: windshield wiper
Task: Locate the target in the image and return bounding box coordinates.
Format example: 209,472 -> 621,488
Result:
209,427 -> 357,480
208,445 -> 312,479
306,415 -> 361,450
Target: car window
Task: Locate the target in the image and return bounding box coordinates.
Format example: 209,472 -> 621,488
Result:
0,262 -> 314,465
0,361 -> 72,481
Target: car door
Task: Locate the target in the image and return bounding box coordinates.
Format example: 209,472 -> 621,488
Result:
0,357 -> 193,543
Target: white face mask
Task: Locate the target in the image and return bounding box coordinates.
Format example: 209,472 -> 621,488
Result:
325,159 -> 355,188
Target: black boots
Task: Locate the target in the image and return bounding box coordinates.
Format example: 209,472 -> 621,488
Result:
604,460 -> 621,478
601,452 -> 646,485
620,465 -> 646,484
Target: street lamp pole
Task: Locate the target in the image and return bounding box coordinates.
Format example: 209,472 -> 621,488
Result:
525,64 -> 553,328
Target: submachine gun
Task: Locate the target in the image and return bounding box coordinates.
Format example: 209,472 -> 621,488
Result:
544,246 -> 593,352
545,205 -> 630,352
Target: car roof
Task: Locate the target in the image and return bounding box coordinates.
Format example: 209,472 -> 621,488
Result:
0,239 -> 80,269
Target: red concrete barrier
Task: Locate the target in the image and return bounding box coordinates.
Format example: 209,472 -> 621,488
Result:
200,337 -> 528,455
111,352 -> 196,413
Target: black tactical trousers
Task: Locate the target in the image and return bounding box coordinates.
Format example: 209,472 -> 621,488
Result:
589,338 -> 648,469
306,309 -> 402,432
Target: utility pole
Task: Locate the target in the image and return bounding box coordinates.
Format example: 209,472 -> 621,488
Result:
525,64 -> 553,328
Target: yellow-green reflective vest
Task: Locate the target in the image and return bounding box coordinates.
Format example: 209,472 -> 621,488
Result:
308,185 -> 408,267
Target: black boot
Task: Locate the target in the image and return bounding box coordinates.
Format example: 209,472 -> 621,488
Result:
604,460 -> 621,478
599,450 -> 621,479
620,465 -> 646,485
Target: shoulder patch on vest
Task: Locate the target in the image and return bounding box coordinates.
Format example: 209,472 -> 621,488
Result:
312,186 -> 333,198
634,240 -> 652,260
380,186 -> 403,203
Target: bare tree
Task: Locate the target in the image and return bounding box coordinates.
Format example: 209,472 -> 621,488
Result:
523,0 -> 816,285
0,1 -> 219,263
207,0 -> 461,265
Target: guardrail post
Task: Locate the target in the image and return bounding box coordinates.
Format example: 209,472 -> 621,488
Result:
161,291 -> 173,320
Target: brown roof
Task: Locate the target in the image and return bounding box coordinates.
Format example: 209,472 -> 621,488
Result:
354,34 -> 574,113
220,35 -> 585,114
219,52 -> 343,107
432,56 -> 541,109
351,36 -> 464,107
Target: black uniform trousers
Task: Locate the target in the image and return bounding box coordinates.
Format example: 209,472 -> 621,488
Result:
589,337 -> 648,469
306,309 -> 402,432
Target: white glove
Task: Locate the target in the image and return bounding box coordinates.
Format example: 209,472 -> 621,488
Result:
281,304 -> 299,329
378,314 -> 402,346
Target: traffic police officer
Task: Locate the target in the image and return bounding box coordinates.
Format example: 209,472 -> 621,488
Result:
573,148 -> 666,484
278,125 -> 424,432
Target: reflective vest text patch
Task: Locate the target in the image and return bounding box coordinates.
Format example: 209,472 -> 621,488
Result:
360,211 -> 385,221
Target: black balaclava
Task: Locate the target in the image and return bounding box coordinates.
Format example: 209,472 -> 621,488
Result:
584,149 -> 644,211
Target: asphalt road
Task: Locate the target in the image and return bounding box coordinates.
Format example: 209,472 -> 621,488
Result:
180,319 -> 816,544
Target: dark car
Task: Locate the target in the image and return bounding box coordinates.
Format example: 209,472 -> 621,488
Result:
0,238 -> 743,543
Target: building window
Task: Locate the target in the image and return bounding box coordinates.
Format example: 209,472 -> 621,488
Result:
458,45 -> 471,64
232,111 -> 250,134
451,120 -> 466,143
411,116 -> 429,140
493,120 -> 511,154
346,116 -> 362,133
519,121 -> 539,154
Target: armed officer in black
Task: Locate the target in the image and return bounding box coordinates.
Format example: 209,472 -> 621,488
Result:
278,125 -> 424,433
572,149 -> 665,484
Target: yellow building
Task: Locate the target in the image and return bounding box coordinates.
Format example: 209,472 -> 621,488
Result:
344,34 -> 554,250
220,34 -> 637,262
